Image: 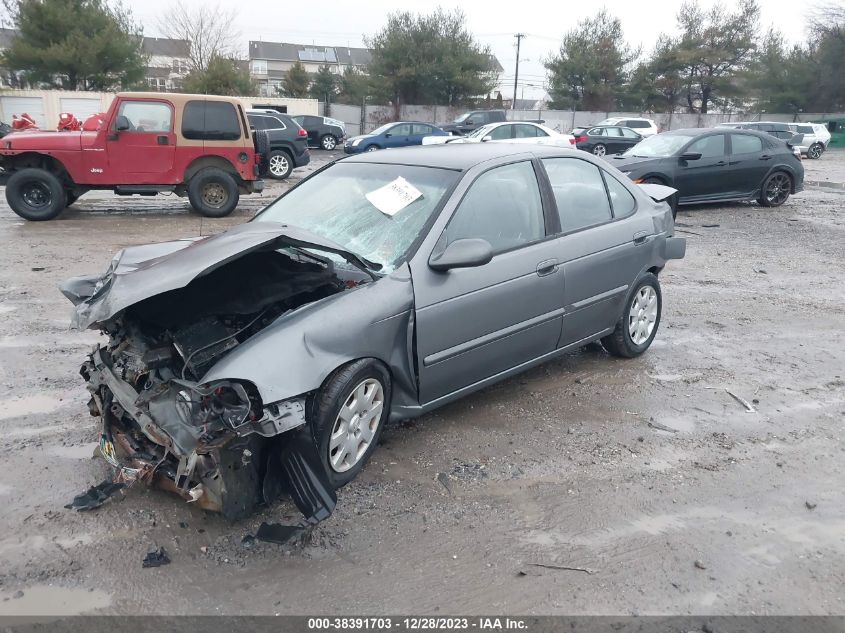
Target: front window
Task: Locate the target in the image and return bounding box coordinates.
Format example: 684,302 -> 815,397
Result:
254,163 -> 459,272
117,101 -> 172,132
252,60 -> 267,75
453,113 -> 471,123
686,134 -> 726,157
623,134 -> 695,158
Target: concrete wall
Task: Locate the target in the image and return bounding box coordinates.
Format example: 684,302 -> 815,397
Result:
0,89 -> 319,127
317,101 -> 845,136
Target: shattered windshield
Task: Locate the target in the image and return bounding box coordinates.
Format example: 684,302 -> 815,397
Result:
623,134 -> 693,158
254,163 -> 459,273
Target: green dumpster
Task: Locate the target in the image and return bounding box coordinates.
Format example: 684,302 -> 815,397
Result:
813,118 -> 845,148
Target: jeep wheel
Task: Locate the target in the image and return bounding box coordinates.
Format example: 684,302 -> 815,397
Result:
187,168 -> 239,218
320,134 -> 337,150
266,150 -> 293,179
6,168 -> 66,221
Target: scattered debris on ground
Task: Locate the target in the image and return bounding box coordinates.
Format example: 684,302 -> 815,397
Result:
254,522 -> 305,545
64,480 -> 125,511
142,547 -> 170,568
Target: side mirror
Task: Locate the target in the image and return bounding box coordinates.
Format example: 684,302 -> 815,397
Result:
114,115 -> 131,132
384,132 -> 392,138
679,152 -> 702,161
481,135 -> 493,142
429,238 -> 494,272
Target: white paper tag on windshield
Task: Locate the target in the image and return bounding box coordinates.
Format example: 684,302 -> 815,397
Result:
365,177 -> 423,216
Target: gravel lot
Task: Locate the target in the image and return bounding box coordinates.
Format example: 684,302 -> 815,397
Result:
0,149 -> 843,616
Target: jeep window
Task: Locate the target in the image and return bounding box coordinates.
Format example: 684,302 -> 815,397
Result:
116,101 -> 172,133
182,101 -> 241,141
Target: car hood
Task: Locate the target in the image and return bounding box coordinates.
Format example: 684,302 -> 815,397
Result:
60,222 -> 380,329
3,130 -> 85,150
608,155 -> 668,171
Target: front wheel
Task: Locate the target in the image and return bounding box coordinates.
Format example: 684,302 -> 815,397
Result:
320,134 -> 338,150
592,143 -> 607,157
602,273 -> 662,358
310,359 -> 391,489
365,145 -> 380,152
807,143 -> 823,159
187,167 -> 239,218
5,168 -> 66,221
758,171 -> 791,207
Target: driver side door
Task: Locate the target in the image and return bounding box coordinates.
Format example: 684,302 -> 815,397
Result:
384,123 -> 413,148
411,160 -> 565,405
106,99 -> 176,183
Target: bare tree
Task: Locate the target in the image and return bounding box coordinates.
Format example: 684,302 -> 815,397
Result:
156,0 -> 241,72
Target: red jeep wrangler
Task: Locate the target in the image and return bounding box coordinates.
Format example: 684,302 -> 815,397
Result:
0,92 -> 265,221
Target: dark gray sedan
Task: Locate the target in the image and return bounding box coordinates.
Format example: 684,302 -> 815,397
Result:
61,144 -> 685,522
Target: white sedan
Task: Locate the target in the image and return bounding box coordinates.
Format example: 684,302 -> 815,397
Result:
423,121 -> 575,147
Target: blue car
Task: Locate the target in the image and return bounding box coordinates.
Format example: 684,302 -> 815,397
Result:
344,121 -> 448,153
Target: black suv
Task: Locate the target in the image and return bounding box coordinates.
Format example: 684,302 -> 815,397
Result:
291,115 -> 346,150
246,110 -> 310,179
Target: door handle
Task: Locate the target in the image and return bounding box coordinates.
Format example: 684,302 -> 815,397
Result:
157,135 -> 169,145
715,160 -> 727,166
536,258 -> 558,276
759,154 -> 772,160
633,230 -> 650,245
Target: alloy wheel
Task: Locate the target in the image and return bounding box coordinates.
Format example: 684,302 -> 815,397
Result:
365,145 -> 379,152
322,136 -> 337,150
809,144 -> 822,159
269,154 -> 290,177
765,173 -> 791,206
628,286 -> 658,345
328,378 -> 385,473
593,144 -> 606,157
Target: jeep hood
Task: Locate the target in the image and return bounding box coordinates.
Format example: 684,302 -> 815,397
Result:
3,130 -> 85,151
60,221 -> 380,329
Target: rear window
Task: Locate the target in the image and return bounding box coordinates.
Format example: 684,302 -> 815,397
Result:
627,120 -> 650,128
796,125 -> 813,134
182,101 -> 241,141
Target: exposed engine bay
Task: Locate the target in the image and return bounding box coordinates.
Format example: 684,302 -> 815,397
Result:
74,244 -> 369,521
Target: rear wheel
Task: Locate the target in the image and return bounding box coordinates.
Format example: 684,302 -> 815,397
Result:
6,168 -> 66,221
592,143 -> 607,157
807,143 -> 823,159
187,167 -> 239,218
320,134 -> 338,150
602,273 -> 662,358
266,150 -> 293,179
758,171 -> 791,207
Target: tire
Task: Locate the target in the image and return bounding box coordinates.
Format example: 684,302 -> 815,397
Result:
65,192 -> 79,207
758,171 -> 792,208
365,145 -> 380,152
592,143 -> 607,157
320,134 -> 338,150
309,359 -> 391,489
5,168 -> 66,221
602,273 -> 662,358
807,143 -> 823,159
187,167 -> 239,218
266,150 -> 293,179
253,130 -> 269,161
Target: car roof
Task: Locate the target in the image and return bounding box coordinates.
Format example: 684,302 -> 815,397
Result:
664,127 -> 775,140
343,143 -> 582,170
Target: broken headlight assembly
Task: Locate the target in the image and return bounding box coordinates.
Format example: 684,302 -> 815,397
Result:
176,380 -> 256,433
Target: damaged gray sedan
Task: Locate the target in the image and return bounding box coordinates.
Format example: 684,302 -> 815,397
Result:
61,144 -> 685,522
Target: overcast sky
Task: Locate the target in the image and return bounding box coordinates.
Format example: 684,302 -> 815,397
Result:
138,0 -> 820,100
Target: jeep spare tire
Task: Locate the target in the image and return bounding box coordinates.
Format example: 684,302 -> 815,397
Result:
6,168 -> 67,221
187,168 -> 239,218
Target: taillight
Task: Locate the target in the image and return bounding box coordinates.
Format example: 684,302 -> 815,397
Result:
569,137 -> 576,145
254,153 -> 260,164
575,135 -> 587,143
297,129 -> 307,137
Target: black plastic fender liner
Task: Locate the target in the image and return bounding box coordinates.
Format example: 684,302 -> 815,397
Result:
263,425 -> 336,524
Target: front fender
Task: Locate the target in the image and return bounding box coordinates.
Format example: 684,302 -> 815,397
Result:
201,265 -> 417,411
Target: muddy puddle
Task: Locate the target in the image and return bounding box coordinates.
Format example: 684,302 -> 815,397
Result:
0,585 -> 111,616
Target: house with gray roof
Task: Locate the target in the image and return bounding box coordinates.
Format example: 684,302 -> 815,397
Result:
142,37 -> 191,92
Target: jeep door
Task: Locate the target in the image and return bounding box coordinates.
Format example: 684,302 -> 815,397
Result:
411,158 -> 565,405
106,99 -> 176,183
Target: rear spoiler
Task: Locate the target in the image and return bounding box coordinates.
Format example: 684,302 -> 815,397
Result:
637,183 -> 677,202
786,133 -> 804,147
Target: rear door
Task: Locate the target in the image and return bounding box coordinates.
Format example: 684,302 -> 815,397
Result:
725,132 -> 770,197
673,133 -> 728,201
541,156 -> 654,345
303,116 -> 321,145
604,127 -> 628,153
411,124 -> 435,145
106,98 -> 176,182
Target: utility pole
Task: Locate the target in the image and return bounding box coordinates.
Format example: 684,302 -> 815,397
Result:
512,33 -> 525,111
